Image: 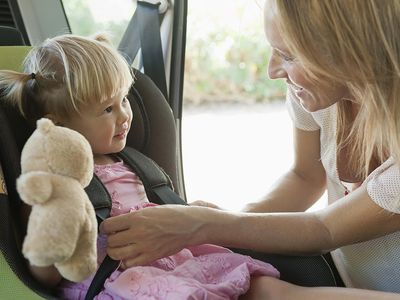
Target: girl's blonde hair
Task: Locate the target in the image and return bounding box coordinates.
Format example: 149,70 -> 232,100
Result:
0,33 -> 134,122
273,0 -> 400,179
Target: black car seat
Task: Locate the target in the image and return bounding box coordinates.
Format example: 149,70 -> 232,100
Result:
0,26 -> 25,46
0,25 -> 51,299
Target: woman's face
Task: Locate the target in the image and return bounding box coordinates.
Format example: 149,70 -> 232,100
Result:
264,2 -> 350,112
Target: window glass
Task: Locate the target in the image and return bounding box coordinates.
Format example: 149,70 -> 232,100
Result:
182,0 -> 327,211
62,0 -> 135,46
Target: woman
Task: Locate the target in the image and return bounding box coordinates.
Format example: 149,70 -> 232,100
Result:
100,0 -> 400,298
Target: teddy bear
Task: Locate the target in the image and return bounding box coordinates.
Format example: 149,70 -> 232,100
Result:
17,118 -> 98,282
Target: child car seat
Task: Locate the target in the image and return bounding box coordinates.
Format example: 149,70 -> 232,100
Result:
0,25 -> 51,299
0,40 -> 184,299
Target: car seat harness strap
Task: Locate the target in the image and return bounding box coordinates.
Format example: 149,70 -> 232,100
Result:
84,146 -> 186,300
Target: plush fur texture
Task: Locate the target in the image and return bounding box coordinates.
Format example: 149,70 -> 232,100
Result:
17,118 -> 98,282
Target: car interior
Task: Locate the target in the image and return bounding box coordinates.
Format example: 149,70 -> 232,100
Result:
0,0 -> 341,298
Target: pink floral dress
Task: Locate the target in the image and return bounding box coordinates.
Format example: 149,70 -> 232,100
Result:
58,161 -> 279,299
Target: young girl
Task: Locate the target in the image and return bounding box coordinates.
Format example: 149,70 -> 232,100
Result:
0,34 -> 279,299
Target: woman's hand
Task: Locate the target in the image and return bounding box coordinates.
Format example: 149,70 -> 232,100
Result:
100,205 -> 214,267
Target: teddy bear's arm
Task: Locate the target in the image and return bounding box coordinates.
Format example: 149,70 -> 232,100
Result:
17,171 -> 54,205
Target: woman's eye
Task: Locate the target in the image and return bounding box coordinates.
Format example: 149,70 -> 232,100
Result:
281,53 -> 295,62
104,106 -> 113,113
274,49 -> 295,62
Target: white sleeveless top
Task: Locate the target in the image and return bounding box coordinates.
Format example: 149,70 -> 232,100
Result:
286,88 -> 400,292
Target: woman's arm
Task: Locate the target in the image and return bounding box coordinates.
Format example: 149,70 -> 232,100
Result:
100,124 -> 399,264
205,184 -> 400,255
101,181 -> 400,265
244,127 -> 326,213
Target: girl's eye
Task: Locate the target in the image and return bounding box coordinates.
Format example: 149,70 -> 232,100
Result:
104,106 -> 113,113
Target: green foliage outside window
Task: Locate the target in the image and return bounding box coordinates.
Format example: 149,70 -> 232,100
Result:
62,0 -> 129,46
62,0 -> 286,105
184,28 -> 286,104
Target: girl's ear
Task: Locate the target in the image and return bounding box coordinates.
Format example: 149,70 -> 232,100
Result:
44,114 -> 63,126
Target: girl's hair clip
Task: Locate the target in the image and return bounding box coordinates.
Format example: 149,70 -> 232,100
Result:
30,73 -> 36,80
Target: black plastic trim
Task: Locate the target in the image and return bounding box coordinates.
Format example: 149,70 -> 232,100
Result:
6,0 -> 29,44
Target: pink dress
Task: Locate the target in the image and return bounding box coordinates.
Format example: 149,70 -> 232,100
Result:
58,161 -> 279,299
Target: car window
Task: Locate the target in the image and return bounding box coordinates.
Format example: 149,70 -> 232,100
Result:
62,0 -> 135,47
181,0 -> 322,211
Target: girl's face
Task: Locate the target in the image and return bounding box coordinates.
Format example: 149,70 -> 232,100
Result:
61,90 -> 132,163
264,3 -> 350,112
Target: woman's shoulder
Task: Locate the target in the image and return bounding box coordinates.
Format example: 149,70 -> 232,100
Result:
365,157 -> 400,213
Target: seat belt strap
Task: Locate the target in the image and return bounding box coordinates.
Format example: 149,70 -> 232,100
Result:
118,12 -> 141,66
84,255 -> 119,300
85,147 -> 185,220
85,174 -> 112,223
153,184 -> 187,205
84,178 -> 116,300
119,1 -> 169,100
137,1 -> 169,100
119,147 -> 179,204
85,147 -> 186,299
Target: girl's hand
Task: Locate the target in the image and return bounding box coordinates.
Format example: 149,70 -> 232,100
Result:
100,205 -> 213,267
29,264 -> 62,287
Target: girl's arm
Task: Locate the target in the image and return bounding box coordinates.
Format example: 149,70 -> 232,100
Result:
20,204 -> 62,287
244,126 -> 326,213
28,265 -> 62,287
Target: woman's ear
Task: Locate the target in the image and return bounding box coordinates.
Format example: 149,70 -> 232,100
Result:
44,114 -> 63,126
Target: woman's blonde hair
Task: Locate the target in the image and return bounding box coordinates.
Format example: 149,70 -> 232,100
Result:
0,33 -> 134,122
273,0 -> 400,179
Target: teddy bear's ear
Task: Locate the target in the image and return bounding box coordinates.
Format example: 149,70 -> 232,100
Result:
37,118 -> 55,133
